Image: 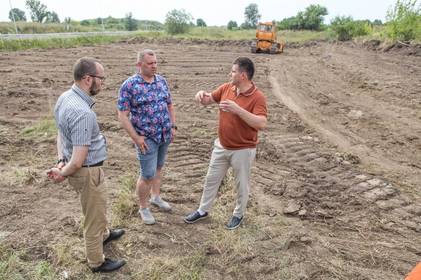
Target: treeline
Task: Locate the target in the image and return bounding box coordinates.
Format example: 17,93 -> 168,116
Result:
276,0 -> 420,41
7,0 -> 163,32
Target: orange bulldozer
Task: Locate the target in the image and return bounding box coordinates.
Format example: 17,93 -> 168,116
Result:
251,21 -> 284,54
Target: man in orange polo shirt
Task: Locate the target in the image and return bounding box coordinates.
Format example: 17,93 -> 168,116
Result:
184,57 -> 267,230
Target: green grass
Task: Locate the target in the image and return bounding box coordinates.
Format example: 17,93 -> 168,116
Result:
0,27 -> 331,52
0,22 -> 97,34
176,26 -> 255,40
280,30 -> 329,43
0,34 -> 128,52
0,243 -> 57,280
21,117 -> 56,139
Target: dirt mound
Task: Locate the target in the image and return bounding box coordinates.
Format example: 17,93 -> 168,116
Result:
362,39 -> 421,56
123,36 -> 250,48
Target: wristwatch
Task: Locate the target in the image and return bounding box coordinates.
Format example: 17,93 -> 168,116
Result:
57,158 -> 66,164
171,124 -> 178,130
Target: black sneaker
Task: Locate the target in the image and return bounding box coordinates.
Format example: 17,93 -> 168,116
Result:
91,258 -> 126,273
184,211 -> 208,224
226,216 -> 243,230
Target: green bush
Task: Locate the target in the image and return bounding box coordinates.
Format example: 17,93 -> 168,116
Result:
227,20 -> 238,30
330,16 -> 372,41
277,4 -> 328,31
165,9 -> 192,35
385,0 -> 421,41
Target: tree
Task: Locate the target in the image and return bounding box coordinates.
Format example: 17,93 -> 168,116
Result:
196,18 -> 206,27
301,4 -> 328,30
244,3 -> 261,29
64,17 -> 71,31
9,8 -> 26,22
278,16 -> 300,30
125,12 -> 137,31
165,9 -> 193,35
277,4 -> 328,30
372,19 -> 383,25
227,20 -> 238,30
45,11 -> 60,23
25,0 -> 49,23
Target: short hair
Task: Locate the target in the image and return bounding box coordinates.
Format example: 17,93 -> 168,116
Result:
73,57 -> 99,81
233,57 -> 255,80
137,49 -> 156,62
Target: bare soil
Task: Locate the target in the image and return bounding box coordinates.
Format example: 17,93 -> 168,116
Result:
0,39 -> 420,279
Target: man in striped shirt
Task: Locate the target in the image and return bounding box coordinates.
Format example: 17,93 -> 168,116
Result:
47,57 -> 126,273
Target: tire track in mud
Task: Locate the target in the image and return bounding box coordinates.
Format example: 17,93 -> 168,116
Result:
267,63 -> 420,230
258,48 -> 421,278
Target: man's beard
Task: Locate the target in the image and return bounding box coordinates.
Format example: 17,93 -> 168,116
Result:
89,80 -> 100,96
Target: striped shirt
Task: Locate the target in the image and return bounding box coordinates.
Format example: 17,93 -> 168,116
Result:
54,84 -> 107,165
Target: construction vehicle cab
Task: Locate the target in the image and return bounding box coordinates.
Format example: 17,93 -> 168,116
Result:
251,21 -> 284,54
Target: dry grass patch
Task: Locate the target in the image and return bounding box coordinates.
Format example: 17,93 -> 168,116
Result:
111,174 -> 138,227
0,243 -> 56,280
132,253 -> 206,280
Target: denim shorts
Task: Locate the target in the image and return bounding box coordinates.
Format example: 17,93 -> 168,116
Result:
135,138 -> 170,180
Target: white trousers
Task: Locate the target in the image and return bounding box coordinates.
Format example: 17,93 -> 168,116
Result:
198,139 -> 256,218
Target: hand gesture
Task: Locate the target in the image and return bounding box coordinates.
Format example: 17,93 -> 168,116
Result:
135,135 -> 149,154
219,100 -> 240,114
195,90 -> 212,105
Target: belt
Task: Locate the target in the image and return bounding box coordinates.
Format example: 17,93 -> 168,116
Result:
82,161 -> 104,168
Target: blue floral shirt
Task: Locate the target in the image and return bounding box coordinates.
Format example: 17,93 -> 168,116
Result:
118,73 -> 172,144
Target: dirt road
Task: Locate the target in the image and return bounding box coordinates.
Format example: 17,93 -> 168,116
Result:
0,40 -> 420,279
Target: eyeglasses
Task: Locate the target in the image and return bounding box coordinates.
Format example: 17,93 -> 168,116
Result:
88,74 -> 106,81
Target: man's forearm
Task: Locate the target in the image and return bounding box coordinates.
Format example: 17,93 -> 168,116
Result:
168,104 -> 176,124
118,113 -> 140,142
56,134 -> 64,159
59,161 -> 81,177
236,108 -> 267,130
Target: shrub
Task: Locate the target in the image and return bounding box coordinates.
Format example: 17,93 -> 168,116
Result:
227,20 -> 238,30
330,16 -> 372,41
385,0 -> 421,41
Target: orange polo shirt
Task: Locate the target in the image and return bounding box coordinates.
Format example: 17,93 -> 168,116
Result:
211,82 -> 267,150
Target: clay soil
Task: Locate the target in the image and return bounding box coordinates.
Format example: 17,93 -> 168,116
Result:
0,39 -> 420,279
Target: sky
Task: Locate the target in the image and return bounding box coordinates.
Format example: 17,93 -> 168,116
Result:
2,0 -> 397,25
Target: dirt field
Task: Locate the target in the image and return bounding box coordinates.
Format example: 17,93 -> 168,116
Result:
0,39 -> 420,279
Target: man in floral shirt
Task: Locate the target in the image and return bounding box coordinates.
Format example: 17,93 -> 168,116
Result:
118,49 -> 176,225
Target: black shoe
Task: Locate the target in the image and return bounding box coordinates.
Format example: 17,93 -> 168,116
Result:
226,216 -> 243,230
91,258 -> 126,273
183,211 -> 208,224
103,229 -> 125,245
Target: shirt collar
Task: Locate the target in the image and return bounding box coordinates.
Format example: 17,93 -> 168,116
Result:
231,82 -> 257,97
136,73 -> 158,84
71,84 -> 95,108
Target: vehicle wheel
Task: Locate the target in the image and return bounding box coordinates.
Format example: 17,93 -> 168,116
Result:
270,44 -> 278,54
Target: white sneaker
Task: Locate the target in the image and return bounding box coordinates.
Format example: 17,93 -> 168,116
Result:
149,196 -> 172,212
138,208 -> 155,225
